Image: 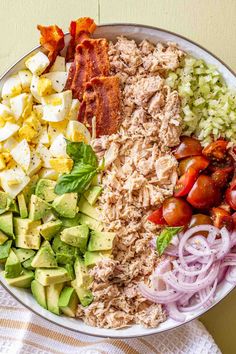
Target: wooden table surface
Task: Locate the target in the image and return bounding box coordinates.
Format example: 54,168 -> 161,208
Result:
1,0 -> 236,352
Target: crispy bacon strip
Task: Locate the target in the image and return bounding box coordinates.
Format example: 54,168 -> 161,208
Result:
65,38 -> 110,101
66,17 -> 96,62
78,76 -> 121,137
37,24 -> 65,68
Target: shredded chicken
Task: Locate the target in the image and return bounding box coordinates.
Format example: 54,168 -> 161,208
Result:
77,37 -> 184,329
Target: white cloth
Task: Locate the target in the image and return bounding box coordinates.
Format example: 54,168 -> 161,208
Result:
0,285 -> 221,354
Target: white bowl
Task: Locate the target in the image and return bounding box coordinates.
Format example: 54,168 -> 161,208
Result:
0,24 -> 236,338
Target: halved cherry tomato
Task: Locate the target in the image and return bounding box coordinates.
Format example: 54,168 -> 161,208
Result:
147,207 -> 167,225
225,179 -> 236,210
202,140 -> 228,160
211,207 -> 234,231
232,212 -> 236,228
189,213 -> 213,236
187,175 -> 221,209
178,155 -> 210,175
174,136 -> 202,160
174,167 -> 198,197
211,166 -> 234,188
163,197 -> 192,226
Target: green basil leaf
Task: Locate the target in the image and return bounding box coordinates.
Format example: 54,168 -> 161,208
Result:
55,162 -> 97,195
66,140 -> 98,167
156,226 -> 183,256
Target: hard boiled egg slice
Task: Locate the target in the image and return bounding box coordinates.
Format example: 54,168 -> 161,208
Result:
67,99 -> 80,121
41,90 -> 72,122
66,121 -> 91,143
39,168 -> 59,181
10,139 -> 31,172
0,122 -> 19,142
18,70 -> 32,92
30,75 -> 42,103
3,137 -> 18,151
36,144 -> 52,168
0,103 -> 14,120
25,51 -> 50,75
0,166 -> 30,198
33,126 -> 49,145
10,93 -> 33,120
1,75 -> 22,99
50,56 -> 66,72
42,72 -> 68,93
27,151 -> 42,176
49,133 -> 67,157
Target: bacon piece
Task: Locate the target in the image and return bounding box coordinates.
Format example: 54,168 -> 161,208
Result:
65,38 -> 110,100
78,76 -> 121,138
66,17 -> 96,62
37,25 -> 65,68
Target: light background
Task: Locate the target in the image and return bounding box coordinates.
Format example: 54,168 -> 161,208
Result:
0,0 -> 236,352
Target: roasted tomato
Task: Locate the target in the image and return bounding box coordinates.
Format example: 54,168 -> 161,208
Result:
202,140 -> 228,160
174,167 -> 198,197
211,166 -> 234,188
189,213 -> 213,236
147,207 -> 167,225
174,136 -> 202,160
163,197 -> 192,226
225,180 -> 236,210
211,207 -> 234,231
178,156 -> 209,175
187,175 -> 221,209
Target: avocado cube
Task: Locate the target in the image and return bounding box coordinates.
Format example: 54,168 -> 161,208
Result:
23,175 -> 39,205
46,283 -> 64,315
8,200 -> 19,214
84,185 -> 103,206
31,241 -> 57,268
31,279 -> 47,309
15,234 -> 41,250
29,195 -> 51,221
0,230 -> 8,245
74,257 -> 92,288
52,193 -> 78,218
60,214 -> 81,228
13,248 -> 35,262
88,231 -> 116,252
60,225 -> 89,253
22,256 -> 34,270
84,251 -> 111,267
0,191 -> 12,215
0,240 -> 12,263
5,250 -> 22,278
17,193 -> 28,218
35,268 -> 70,286
64,263 -> 75,280
5,269 -> 34,288
77,213 -> 104,231
14,219 -> 41,250
42,211 -> 57,224
0,212 -> 14,237
71,280 -> 93,307
58,287 -> 78,317
78,197 -> 101,221
39,220 -> 62,241
52,235 -> 78,264
35,179 -> 57,202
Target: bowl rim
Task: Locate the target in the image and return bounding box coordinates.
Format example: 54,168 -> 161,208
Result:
0,22 -> 236,339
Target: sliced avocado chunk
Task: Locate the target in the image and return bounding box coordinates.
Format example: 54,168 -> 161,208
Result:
88,231 -> 116,252
0,230 -> 8,245
5,269 -> 34,288
35,179 -> 57,202
14,218 -> 32,235
71,280 -> 93,307
78,213 -> 103,231
60,225 -> 89,253
31,241 -> 57,268
0,240 -> 12,263
42,211 -> 57,224
84,185 -> 103,205
8,200 -> 19,214
0,191 -> 12,214
5,250 -> 22,278
74,257 -> 92,288
22,255 -> 34,270
31,279 -> 47,309
52,235 -> 79,265
78,196 -> 101,221
35,267 -> 70,286
58,287 -> 79,317
46,283 -> 64,315
0,212 -> 14,237
60,214 -> 81,228
17,193 -> 28,218
14,219 -> 41,250
29,195 -> 51,221
39,220 -> 62,241
52,193 -> 78,218
15,234 -> 41,250
23,174 -> 39,205
84,251 -> 111,267
64,263 -> 75,281
13,248 -> 35,262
